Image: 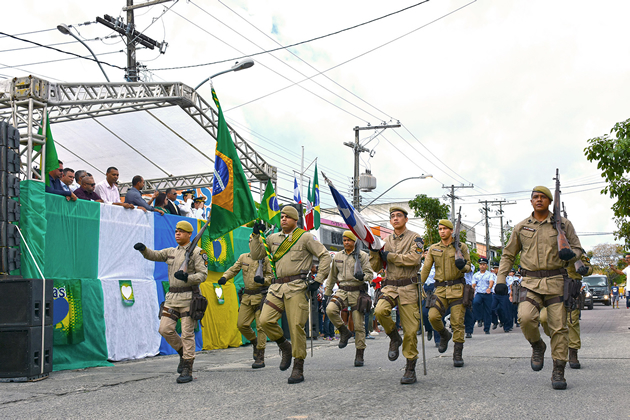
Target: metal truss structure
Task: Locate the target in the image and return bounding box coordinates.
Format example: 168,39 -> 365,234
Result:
0,75 -> 276,191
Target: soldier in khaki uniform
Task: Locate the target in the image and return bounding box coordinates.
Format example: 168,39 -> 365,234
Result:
218,249 -> 273,368
540,253 -> 592,369
134,220 -> 208,383
497,186 -> 582,390
371,206 -> 423,384
325,230 -> 374,367
421,219 -> 471,367
250,206 -> 331,384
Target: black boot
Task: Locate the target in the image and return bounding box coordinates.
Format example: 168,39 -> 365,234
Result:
176,359 -> 193,383
176,348 -> 184,374
427,330 -> 433,341
568,347 -> 580,369
354,348 -> 365,367
400,359 -> 417,384
387,329 -> 403,361
530,339 -> 546,371
437,328 -> 452,354
277,338 -> 292,371
551,359 -> 567,390
251,337 -> 258,360
287,358 -> 304,384
338,325 -> 353,349
252,348 -> 265,369
453,342 -> 464,367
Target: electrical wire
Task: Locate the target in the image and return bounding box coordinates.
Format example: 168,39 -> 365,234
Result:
0,50 -> 125,71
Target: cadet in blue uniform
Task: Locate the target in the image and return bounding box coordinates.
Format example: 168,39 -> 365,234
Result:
472,258 -> 494,334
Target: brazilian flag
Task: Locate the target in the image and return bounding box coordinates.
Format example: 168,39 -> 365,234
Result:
208,88 -> 257,240
258,179 -> 281,226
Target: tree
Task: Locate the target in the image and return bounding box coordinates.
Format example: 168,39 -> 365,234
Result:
584,118 -> 630,245
495,227 -> 521,271
588,244 -> 624,283
408,194 -> 449,246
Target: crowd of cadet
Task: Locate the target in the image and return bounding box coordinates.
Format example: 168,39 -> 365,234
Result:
45,160 -> 208,219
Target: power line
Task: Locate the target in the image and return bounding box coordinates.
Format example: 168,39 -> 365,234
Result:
0,36 -> 118,54
0,50 -> 125,71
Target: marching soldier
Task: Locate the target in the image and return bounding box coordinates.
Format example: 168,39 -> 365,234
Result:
218,248 -> 273,368
324,231 -> 374,367
371,206 -> 423,384
421,219 -> 472,367
134,220 -> 208,383
497,186 -> 582,390
250,206 -> 331,384
540,253 -> 592,369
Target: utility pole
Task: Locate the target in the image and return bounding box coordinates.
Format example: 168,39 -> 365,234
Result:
442,184 -> 474,221
344,123 -> 400,209
96,0 -> 170,81
479,199 -> 505,260
492,200 -> 516,248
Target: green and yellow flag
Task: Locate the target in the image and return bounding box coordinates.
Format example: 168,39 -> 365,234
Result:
208,88 -> 257,240
258,179 -> 281,226
312,163 -> 320,229
35,112 -> 59,186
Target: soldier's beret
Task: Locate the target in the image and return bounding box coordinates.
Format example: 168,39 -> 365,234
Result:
389,206 -> 408,216
343,230 -> 357,241
479,257 -> 489,264
532,186 -> 553,201
176,220 -> 193,233
281,205 -> 299,221
439,219 -> 453,229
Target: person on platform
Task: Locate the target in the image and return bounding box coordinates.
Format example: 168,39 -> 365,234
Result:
125,176 -> 164,214
496,185 -> 583,390
191,196 -> 207,219
95,167 -> 134,209
421,219 -> 471,368
70,169 -> 86,192
46,160 -> 77,202
250,206 -> 331,384
74,176 -> 104,203
218,249 -> 273,368
324,230 -> 374,367
134,220 -> 207,383
60,168 -> 74,193
371,206 -> 423,384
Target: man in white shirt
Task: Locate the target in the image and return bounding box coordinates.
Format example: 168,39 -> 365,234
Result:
191,196 -> 207,219
95,167 -> 135,209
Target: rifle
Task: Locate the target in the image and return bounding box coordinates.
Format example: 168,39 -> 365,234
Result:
553,169 -> 576,261
561,201 -> 589,275
453,207 -> 466,270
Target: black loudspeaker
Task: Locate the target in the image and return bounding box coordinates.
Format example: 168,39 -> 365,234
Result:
0,325 -> 53,381
0,277 -> 53,327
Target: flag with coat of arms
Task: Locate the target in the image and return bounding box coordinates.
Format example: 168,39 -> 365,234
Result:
258,179 -> 281,226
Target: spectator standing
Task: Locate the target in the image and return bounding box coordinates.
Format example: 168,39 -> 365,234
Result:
191,196 -> 206,219
45,160 -> 77,202
60,168 -> 74,193
610,283 -> 620,309
95,167 -> 135,209
609,254 -> 630,310
124,176 -> 164,215
164,188 -> 181,215
154,192 -> 170,214
74,176 -> 104,202
71,170 -> 87,192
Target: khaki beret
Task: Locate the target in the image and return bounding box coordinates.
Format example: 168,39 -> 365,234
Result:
343,230 -> 357,241
439,219 -> 453,229
281,205 -> 299,221
176,220 -> 193,233
389,206 -> 408,216
532,186 -> 553,201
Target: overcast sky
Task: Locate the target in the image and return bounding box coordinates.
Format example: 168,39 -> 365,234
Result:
2,0 -> 628,251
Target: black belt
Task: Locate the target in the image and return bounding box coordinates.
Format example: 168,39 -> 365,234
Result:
340,285 -> 363,292
521,269 -> 566,278
382,277 -> 418,287
243,287 -> 268,295
169,285 -> 200,293
435,278 -> 465,287
273,274 -> 304,284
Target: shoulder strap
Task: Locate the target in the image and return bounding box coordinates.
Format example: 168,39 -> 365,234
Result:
272,228 -> 306,263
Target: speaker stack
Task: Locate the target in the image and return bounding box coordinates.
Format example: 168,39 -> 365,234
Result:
0,277 -> 53,382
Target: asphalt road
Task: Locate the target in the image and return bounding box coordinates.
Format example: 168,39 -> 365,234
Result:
1,302 -> 629,419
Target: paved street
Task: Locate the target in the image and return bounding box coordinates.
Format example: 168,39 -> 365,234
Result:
2,303 -> 629,419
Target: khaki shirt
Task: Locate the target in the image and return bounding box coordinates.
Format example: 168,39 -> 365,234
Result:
142,243 -> 208,307
223,252 -> 272,306
497,212 -> 582,295
325,249 -> 373,296
250,228 -> 331,299
369,228 -> 422,305
421,240 -> 471,299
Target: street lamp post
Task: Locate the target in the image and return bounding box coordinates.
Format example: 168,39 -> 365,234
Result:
57,24 -> 111,82
194,58 -> 255,90
361,174 -> 433,210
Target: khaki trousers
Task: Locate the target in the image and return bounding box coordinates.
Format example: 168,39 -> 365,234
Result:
428,296 -> 466,343
159,305 -> 196,360
259,292 -> 309,359
375,298 -> 419,360
326,290 -> 365,350
518,290 -> 568,362
237,302 -> 267,350
540,307 -> 580,350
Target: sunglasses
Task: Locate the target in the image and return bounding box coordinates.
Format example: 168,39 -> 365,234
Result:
86,183 -> 95,187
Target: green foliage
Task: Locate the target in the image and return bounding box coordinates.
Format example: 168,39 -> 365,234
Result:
408,194 -> 449,246
584,119 -> 630,245
498,227 -> 521,270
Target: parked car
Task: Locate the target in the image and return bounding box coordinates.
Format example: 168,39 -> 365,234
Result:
582,275 -> 611,306
582,284 -> 594,310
